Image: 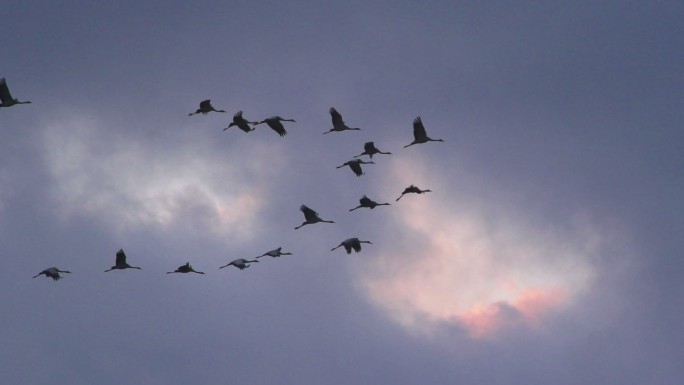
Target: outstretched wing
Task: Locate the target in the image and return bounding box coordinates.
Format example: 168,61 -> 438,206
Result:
234,110 -> 244,120
199,100 -> 212,109
0,78 -> 14,103
268,119 -> 287,136
413,116 -> 427,141
329,107 -> 344,127
363,142 -> 376,153
300,205 -> 319,221
115,249 -> 127,265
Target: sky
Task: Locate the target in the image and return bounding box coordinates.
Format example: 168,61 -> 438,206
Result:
2,1 -> 683,384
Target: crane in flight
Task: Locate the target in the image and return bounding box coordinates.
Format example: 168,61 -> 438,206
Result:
349,195 -> 391,211
224,110 -> 257,133
323,107 -> 360,134
104,249 -> 142,272
254,116 -> 295,137
0,78 -> 31,108
336,159 -> 375,177
33,267 -> 71,281
166,262 -> 205,274
331,238 -> 373,254
396,185 -> 432,201
256,247 -> 293,259
295,205 -> 335,229
189,100 -> 226,116
219,258 -> 259,270
404,116 -> 444,148
354,142 -> 392,159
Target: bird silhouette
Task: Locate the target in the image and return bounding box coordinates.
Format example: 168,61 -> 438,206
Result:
404,116 -> 444,147
324,107 -> 360,134
224,110 -> 256,133
295,205 -> 335,229
336,159 -> 375,177
396,185 -> 432,201
166,262 -> 205,274
189,99 -> 226,116
349,195 -> 391,211
256,247 -> 293,259
104,249 -> 142,272
33,267 -> 71,281
331,238 -> 373,254
0,78 -> 31,108
219,258 -> 259,270
254,116 -> 295,137
354,142 -> 392,159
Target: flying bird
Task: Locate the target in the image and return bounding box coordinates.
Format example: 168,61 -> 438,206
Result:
354,142 -> 392,159
331,238 -> 373,254
224,110 -> 256,133
0,78 -> 31,108
104,249 -> 142,272
219,258 -> 259,270
324,107 -> 360,134
295,205 -> 335,229
167,262 -> 205,274
254,116 -> 295,137
396,185 -> 432,201
256,247 -> 293,259
404,116 -> 444,148
189,99 -> 226,116
349,195 -> 391,211
336,159 -> 375,177
33,267 -> 71,281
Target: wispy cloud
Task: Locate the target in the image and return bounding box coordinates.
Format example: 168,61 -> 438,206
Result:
40,113 -> 283,241
357,158 -> 602,338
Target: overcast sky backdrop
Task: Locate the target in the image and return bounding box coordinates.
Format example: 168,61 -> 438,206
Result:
2,1 -> 683,384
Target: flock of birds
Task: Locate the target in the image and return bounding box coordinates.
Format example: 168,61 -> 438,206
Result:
2,78 -> 444,282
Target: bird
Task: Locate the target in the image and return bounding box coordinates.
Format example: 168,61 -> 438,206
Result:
295,205 -> 335,229
404,116 -> 444,148
396,185 -> 432,201
0,78 -> 31,108
324,107 -> 360,134
224,110 -> 256,133
189,100 -> 226,116
166,262 -> 205,274
219,258 -> 259,270
33,267 -> 71,281
104,249 -> 142,272
253,116 -> 295,137
349,195 -> 391,211
331,238 -> 373,254
336,159 -> 375,177
256,247 -> 293,259
354,142 -> 392,159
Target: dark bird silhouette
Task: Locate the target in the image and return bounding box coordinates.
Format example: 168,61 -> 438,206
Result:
256,247 -> 293,259
104,249 -> 142,272
396,185 -> 432,201
0,78 -> 31,108
33,267 -> 71,281
324,107 -> 360,134
331,238 -> 373,254
189,100 -> 226,116
336,159 -> 375,177
224,110 -> 256,133
295,205 -> 335,229
349,195 -> 391,211
219,258 -> 259,270
404,116 -> 444,148
354,142 -> 392,159
167,262 -> 205,274
254,116 -> 295,137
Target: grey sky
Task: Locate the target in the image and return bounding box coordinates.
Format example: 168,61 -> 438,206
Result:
2,1 -> 683,384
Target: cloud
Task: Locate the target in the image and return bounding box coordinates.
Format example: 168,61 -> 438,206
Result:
356,157 -> 602,338
40,113 -> 282,240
